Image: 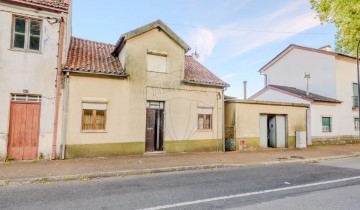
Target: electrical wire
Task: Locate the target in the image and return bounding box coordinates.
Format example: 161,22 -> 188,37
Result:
166,23 -> 334,35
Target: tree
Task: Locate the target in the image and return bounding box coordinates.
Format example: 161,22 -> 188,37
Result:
309,0 -> 360,56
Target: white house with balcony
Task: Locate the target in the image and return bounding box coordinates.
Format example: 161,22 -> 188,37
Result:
250,44 -> 359,145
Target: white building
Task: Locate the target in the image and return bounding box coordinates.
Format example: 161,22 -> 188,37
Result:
250,44 -> 359,145
0,0 -> 71,160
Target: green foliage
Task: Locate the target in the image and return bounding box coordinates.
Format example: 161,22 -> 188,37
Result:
309,0 -> 360,56
5,156 -> 14,163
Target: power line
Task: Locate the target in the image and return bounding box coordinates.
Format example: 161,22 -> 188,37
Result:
166,23 -> 334,35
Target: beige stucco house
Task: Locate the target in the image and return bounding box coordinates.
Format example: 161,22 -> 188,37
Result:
0,0 -> 71,160
225,100 -> 309,150
61,20 -> 229,158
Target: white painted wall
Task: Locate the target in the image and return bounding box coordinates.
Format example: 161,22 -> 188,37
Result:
256,55 -> 359,140
263,48 -> 337,99
0,3 -> 63,159
252,89 -> 310,104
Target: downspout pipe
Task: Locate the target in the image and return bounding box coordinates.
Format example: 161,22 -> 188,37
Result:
222,89 -> 226,152
61,72 -> 70,160
52,16 -> 65,160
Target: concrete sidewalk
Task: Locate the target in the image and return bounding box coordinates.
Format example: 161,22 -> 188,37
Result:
1,144 -> 360,185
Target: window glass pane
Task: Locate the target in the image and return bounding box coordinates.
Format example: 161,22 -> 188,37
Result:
96,110 -> 105,130
353,83 -> 358,96
322,117 -> 331,132
14,34 -> 25,48
205,115 -> 211,129
83,110 -> 93,130
198,115 -> 204,130
15,18 -> 26,33
30,21 -> 41,35
29,36 -> 40,50
322,117 -> 331,126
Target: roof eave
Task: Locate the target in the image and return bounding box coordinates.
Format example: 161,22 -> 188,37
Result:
5,0 -> 69,13
113,20 -> 191,56
63,69 -> 128,78
182,80 -> 230,88
313,100 -> 342,104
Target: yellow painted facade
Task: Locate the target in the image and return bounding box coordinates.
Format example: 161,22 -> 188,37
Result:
65,28 -> 224,157
225,100 -> 308,150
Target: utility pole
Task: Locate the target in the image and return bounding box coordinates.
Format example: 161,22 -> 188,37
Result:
304,73 -> 311,96
356,40 -> 360,138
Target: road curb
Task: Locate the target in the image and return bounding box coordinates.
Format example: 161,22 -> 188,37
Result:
1,153 -> 359,187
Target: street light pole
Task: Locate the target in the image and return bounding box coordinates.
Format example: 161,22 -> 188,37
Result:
357,39 -> 360,138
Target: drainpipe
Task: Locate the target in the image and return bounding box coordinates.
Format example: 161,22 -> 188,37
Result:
306,108 -> 312,146
222,89 -> 225,152
52,16 -> 65,160
61,72 -> 70,159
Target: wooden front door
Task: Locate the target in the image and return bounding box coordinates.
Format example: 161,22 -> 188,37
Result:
8,102 -> 41,160
145,108 -> 164,152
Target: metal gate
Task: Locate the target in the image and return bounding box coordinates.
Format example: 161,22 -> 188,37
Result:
7,95 -> 41,160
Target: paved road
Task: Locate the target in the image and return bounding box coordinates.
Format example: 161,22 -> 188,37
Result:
1,157 -> 360,210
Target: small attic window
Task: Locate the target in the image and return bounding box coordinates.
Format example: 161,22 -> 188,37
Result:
147,49 -> 167,73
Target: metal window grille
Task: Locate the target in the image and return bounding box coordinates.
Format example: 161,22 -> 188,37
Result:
322,125 -> 331,132
355,119 -> 359,131
11,94 -> 41,102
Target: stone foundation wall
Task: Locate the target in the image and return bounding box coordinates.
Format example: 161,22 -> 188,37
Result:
312,135 -> 360,145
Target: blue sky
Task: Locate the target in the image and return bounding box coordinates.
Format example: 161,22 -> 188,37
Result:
72,0 -> 337,98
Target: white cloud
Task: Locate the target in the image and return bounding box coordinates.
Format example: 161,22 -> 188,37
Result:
222,72 -> 243,80
188,28 -> 216,62
231,11 -> 321,56
185,1 -> 320,62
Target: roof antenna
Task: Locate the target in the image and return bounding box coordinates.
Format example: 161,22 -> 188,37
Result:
304,72 -> 311,96
192,48 -> 200,59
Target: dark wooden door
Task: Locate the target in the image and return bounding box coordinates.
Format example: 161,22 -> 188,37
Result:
145,109 -> 164,152
8,102 -> 41,160
145,109 -> 156,152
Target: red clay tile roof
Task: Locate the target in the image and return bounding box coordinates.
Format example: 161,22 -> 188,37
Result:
64,37 -> 126,76
184,56 -> 229,87
6,0 -> 69,11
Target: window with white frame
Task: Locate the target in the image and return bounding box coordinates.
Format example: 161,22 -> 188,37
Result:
82,98 -> 107,131
322,117 -> 332,132
12,16 -> 42,51
355,118 -> 359,131
147,49 -> 167,73
198,108 -> 213,130
353,83 -> 359,107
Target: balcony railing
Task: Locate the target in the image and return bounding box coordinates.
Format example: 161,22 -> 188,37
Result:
322,125 -> 331,132
353,96 -> 359,108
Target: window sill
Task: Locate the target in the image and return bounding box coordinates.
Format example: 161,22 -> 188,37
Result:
81,130 -> 107,133
147,70 -> 168,74
197,129 -> 213,132
8,48 -> 42,54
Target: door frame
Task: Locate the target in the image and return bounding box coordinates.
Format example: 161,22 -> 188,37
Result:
260,113 -> 289,148
145,101 -> 165,153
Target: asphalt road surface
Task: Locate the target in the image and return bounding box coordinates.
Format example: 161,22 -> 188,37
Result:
1,157 -> 360,210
